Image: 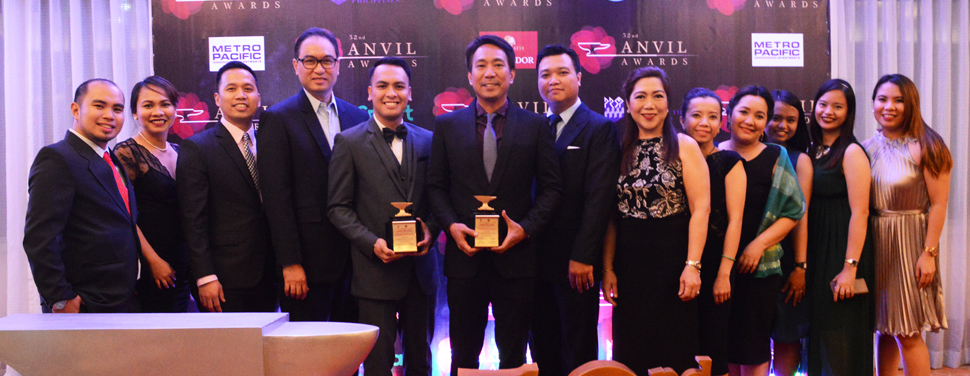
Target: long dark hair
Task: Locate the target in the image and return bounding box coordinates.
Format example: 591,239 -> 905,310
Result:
619,66 -> 679,175
769,89 -> 810,153
808,79 -> 857,169
872,74 -> 952,177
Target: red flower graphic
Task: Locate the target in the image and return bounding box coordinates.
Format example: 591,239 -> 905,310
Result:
714,85 -> 739,132
161,0 -> 203,20
707,0 -> 746,16
171,92 -> 211,140
435,0 -> 474,15
432,88 -> 474,116
570,27 -> 616,75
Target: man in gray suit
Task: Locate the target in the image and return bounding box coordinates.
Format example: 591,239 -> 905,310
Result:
328,57 -> 437,376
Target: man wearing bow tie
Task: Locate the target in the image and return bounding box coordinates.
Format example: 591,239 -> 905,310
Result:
328,57 -> 438,376
258,28 -> 369,322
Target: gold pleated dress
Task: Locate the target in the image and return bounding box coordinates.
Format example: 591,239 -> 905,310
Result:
864,133 -> 947,336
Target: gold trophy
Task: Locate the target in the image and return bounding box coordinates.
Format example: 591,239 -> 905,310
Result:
471,195 -> 505,248
386,202 -> 420,253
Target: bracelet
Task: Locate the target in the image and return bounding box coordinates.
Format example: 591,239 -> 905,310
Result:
844,258 -> 859,267
685,260 -> 702,272
795,262 -> 808,270
924,246 -> 939,257
721,254 -> 736,262
604,268 -> 614,273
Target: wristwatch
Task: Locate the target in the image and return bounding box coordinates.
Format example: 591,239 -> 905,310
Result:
53,300 -> 68,310
924,246 -> 939,257
844,258 -> 859,267
685,260 -> 702,271
795,262 -> 808,270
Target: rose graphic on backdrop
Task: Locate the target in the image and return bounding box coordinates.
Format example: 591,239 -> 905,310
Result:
435,0 -> 474,15
707,0 -> 746,16
432,88 -> 475,116
714,85 -> 739,132
171,93 -> 211,140
161,0 -> 203,20
570,27 -> 616,75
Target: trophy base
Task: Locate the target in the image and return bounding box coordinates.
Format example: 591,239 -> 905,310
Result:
470,212 -> 507,248
386,216 -> 423,253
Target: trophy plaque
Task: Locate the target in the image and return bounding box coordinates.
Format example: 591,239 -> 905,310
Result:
386,202 -> 421,253
471,195 -> 506,248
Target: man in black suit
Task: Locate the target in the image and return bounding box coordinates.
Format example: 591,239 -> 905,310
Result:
328,57 -> 438,376
427,35 -> 562,375
178,61 -> 277,313
530,44 -> 619,376
24,79 -> 139,313
258,27 -> 369,322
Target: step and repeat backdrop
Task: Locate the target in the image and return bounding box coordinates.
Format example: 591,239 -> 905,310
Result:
153,0 -> 829,373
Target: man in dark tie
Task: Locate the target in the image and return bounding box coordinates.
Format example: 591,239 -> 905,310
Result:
328,57 -> 438,376
530,44 -> 620,376
178,61 -> 277,313
427,35 -> 562,375
24,78 -> 139,313
258,27 -> 369,322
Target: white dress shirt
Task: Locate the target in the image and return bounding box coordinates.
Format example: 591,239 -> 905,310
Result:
546,98 -> 583,141
304,89 -> 342,148
374,117 -> 404,164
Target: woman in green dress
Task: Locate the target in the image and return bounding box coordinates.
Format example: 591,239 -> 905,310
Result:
806,79 -> 875,376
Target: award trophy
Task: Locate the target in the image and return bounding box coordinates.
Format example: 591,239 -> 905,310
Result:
471,195 -> 506,248
386,202 -> 421,253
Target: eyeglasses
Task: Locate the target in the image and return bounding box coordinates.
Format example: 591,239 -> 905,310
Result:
297,56 -> 338,70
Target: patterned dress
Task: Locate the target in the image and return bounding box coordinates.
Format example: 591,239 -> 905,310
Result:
612,137 -> 698,374
864,133 -> 947,335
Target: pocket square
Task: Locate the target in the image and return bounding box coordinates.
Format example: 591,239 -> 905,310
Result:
566,146 -> 581,150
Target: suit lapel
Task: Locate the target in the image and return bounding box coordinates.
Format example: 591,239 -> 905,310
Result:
555,103 -> 589,155
297,91 -> 334,161
458,104 -> 490,192
402,123 -> 418,202
336,98 -> 362,132
215,123 -> 259,194
487,105 -> 517,194
366,118 -> 408,198
66,132 -> 131,218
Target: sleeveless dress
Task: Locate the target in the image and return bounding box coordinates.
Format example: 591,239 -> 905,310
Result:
697,149 -> 743,376
864,133 -> 946,335
771,148 -> 811,345
727,144 -> 783,366
613,137 -> 698,374
114,138 -> 190,313
807,141 -> 875,376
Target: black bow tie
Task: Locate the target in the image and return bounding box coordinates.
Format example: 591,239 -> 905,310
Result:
382,126 -> 408,143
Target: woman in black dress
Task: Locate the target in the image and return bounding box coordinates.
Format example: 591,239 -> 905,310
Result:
601,67 -> 710,374
680,87 -> 747,376
113,76 -> 190,312
765,90 -> 814,376
720,86 -> 805,376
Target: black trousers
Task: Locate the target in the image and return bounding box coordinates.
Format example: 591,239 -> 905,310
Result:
191,268 -> 278,313
358,273 -> 435,376
279,265 -> 358,322
447,262 -> 534,376
529,279 -> 600,376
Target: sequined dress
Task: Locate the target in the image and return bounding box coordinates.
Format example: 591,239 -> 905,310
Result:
612,137 -> 698,374
864,133 -> 947,335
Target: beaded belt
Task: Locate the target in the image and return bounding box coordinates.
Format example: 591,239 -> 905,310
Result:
872,208 -> 928,216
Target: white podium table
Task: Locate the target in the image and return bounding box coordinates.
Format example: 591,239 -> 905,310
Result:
0,313 -> 378,376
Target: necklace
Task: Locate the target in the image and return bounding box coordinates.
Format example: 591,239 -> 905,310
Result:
814,145 -> 831,159
138,132 -> 168,152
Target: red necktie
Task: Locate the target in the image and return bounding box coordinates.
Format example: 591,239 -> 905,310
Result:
102,151 -> 130,215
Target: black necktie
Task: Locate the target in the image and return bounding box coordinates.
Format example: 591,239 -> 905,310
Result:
548,114 -> 563,136
382,126 -> 408,144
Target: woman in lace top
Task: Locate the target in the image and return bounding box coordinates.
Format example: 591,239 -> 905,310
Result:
113,76 -> 190,312
601,66 -> 710,374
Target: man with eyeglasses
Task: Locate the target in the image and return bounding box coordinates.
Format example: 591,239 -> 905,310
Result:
258,27 -> 369,322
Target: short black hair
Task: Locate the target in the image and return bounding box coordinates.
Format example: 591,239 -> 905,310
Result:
130,76 -> 180,115
369,56 -> 412,83
294,27 -> 340,59
74,78 -> 120,104
536,44 -> 581,74
216,61 -> 258,90
727,85 -> 775,121
680,87 -> 721,118
465,35 -> 516,72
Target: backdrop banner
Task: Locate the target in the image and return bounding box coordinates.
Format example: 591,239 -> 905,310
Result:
152,0 -> 830,373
